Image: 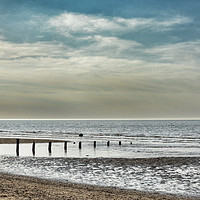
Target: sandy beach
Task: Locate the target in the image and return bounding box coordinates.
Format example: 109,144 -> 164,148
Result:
0,172 -> 198,200
0,138 -> 200,200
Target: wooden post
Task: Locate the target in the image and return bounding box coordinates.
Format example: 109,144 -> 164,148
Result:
107,141 -> 110,147
79,142 -> 82,149
94,141 -> 96,148
64,141 -> 67,151
119,141 -> 121,145
48,142 -> 52,154
16,139 -> 19,156
32,142 -> 35,156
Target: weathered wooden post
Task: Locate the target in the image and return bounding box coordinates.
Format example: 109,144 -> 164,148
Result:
16,139 -> 19,156
107,141 -> 110,147
48,142 -> 52,154
79,142 -> 82,149
94,141 -> 96,148
119,141 -> 121,145
32,142 -> 35,156
64,141 -> 67,151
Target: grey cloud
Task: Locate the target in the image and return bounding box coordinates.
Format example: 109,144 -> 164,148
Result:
146,40 -> 200,66
0,10 -> 199,119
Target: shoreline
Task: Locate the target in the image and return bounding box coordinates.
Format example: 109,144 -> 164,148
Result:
0,138 -> 200,199
0,172 -> 198,200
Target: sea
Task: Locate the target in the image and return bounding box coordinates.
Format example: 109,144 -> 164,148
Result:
0,120 -> 200,197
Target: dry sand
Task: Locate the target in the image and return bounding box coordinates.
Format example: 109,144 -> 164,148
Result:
0,138 -> 199,200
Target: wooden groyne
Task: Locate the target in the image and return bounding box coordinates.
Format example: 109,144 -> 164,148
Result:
0,137 -> 123,157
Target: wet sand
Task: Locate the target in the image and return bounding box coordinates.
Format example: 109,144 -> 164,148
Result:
0,138 -> 199,200
0,138 -> 61,144
0,172 -> 198,200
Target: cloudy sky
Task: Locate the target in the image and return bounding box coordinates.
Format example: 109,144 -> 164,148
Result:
0,0 -> 200,119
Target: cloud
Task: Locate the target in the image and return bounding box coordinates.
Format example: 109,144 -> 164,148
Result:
115,15 -> 191,30
48,12 -> 120,34
0,34 -> 5,40
0,39 -> 199,98
151,15 -> 192,28
0,40 -> 77,61
146,40 -> 200,67
0,10 -> 198,119
0,12 -> 193,64
92,35 -> 141,49
77,35 -> 142,59
0,1 -> 200,118
48,12 -> 191,36
46,12 -> 193,61
0,40 -> 200,118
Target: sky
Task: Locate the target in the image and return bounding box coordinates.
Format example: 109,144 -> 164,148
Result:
0,0 -> 200,119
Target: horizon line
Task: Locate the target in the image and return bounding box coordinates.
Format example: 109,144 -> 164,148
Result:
0,118 -> 200,120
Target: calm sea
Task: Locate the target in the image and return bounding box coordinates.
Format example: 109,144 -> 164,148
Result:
0,120 -> 200,157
